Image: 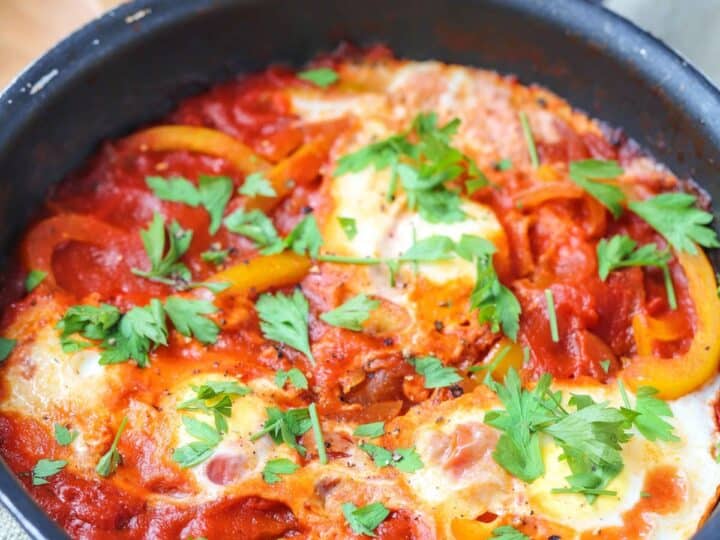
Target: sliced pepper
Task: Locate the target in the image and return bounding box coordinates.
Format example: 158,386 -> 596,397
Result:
123,125 -> 269,174
210,252 -> 311,296
622,248 -> 720,399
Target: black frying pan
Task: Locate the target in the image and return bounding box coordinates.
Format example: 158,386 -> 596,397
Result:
1,0 -> 719,538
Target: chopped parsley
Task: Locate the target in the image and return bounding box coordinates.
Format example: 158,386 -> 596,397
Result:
32,459 -> 67,486
491,526 -> 530,540
53,424 -> 78,446
629,192 -> 720,254
596,235 -> 676,309
256,289 -> 315,363
96,416 -> 128,477
132,212 -> 193,285
275,367 -> 309,390
262,458 -> 300,484
599,359 -> 611,374
519,111 -> 539,169
320,294 -> 380,331
544,288 -> 559,343
359,443 -> 423,473
269,214 -> 323,258
250,406 -> 312,456
353,422 -> 385,438
495,158 -> 513,171
569,159 -> 625,218
309,403 -> 328,464
337,216 -> 357,240
164,297 -> 220,345
172,416 -> 221,468
98,300 -> 168,367
239,172 -> 277,197
177,380 -> 250,434
224,208 -> 281,250
410,355 -> 462,389
25,269 -> 47,292
335,112 -> 486,223
618,382 -> 679,443
201,246 -> 230,265
0,337 -> 16,363
342,501 -> 390,537
298,67 -> 339,88
470,252 -> 521,341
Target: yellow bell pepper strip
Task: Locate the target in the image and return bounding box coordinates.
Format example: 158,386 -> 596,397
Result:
622,248 -> 720,399
451,518 -> 497,540
123,125 -> 270,174
210,252 -> 311,296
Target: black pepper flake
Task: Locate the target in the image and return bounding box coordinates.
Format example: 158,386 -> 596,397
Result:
536,97 -> 548,108
433,320 -> 444,332
449,384 -> 463,398
383,337 -> 394,346
548,536 -> 561,540
302,205 -> 313,214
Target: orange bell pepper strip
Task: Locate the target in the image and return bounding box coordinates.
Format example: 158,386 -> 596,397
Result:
211,252 -> 311,296
450,518 -> 497,540
123,125 -> 270,174
21,214 -> 127,285
622,248 -> 720,399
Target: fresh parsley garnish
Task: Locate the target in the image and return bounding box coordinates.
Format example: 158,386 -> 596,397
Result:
519,111 -> 539,169
337,216 -> 357,240
172,416 -> 221,468
239,172 -> 277,197
25,269 -> 47,292
470,252 -> 521,341
359,443 -> 423,473
96,416 -> 128,477
495,158 -> 513,172
201,246 -> 230,265
32,459 -> 67,485
262,458 -> 299,484
335,112 -> 486,223
132,212 -> 192,285
224,208 -> 281,251
0,337 -> 16,362
569,159 -> 625,218
410,355 -> 462,389
53,424 -> 78,446
544,288 -> 559,343
269,214 -> 323,258
256,289 -> 315,363
597,235 -> 676,309
309,403 -> 328,464
275,367 -> 308,390
164,297 -> 220,345
298,67 -> 339,88
177,380 -> 250,434
618,382 -> 679,442
491,525 -> 530,540
342,501 -> 390,537
250,406 -> 312,456
353,422 -> 385,438
146,175 -> 233,234
629,192 -> 720,254
98,300 -> 168,367
320,294 -> 380,331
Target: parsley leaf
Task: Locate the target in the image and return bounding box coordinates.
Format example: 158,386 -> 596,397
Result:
353,422 -> 385,438
410,356 -> 462,388
399,235 -> 456,262
262,458 -> 300,484
320,294 -> 379,331
342,501 -> 390,537
269,214 -> 323,257
470,253 -> 521,341
146,176 -> 232,234
57,303 -> 121,341
629,192 -> 720,254
491,525 -> 530,540
53,424 -> 78,446
335,135 -> 411,177
0,337 -> 17,362
359,442 -> 393,467
298,67 -> 339,88
338,216 -> 357,240
100,299 -> 167,367
250,406 -> 312,456
172,416 -> 221,468
359,443 -> 423,472
32,459 -> 67,486
597,235 -> 671,281
569,160 -> 625,218
275,367 -> 309,390
201,246 -> 230,265
256,289 -> 315,363
619,384 -> 679,442
96,416 -> 128,477
164,297 -> 219,344
495,158 -> 513,172
177,380 -> 250,433
239,172 -> 277,197
224,208 -> 281,250
132,212 -> 193,286
25,269 -> 47,292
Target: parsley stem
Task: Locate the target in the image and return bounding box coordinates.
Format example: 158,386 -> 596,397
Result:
308,403 -> 328,465
544,289 -> 559,343
662,265 -> 678,310
519,111 -> 539,169
386,162 -> 399,202
551,487 -> 617,496
316,254 -> 383,265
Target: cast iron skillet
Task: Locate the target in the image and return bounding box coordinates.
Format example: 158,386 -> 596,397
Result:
1,0 -> 720,538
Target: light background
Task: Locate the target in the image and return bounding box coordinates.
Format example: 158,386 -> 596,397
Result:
0,0 -> 718,538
